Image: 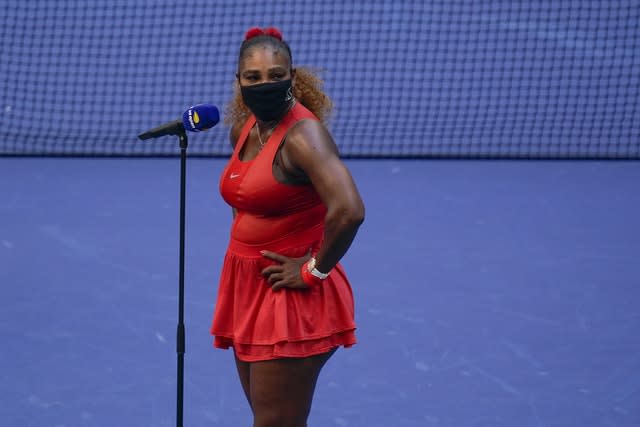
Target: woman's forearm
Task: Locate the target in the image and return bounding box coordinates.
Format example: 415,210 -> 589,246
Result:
314,205 -> 364,273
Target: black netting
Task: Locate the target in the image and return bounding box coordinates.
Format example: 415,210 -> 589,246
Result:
1,1 -> 638,158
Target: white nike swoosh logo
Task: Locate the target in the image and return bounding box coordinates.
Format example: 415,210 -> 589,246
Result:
229,173 -> 240,179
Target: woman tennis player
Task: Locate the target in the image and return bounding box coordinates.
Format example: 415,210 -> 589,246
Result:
210,27 -> 365,427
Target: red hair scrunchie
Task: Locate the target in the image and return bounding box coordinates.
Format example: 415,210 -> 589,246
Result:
244,27 -> 264,40
263,27 -> 283,40
244,26 -> 283,41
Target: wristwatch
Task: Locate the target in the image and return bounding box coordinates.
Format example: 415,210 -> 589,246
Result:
307,257 -> 330,279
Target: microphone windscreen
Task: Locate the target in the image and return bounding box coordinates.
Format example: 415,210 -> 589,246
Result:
182,104 -> 220,132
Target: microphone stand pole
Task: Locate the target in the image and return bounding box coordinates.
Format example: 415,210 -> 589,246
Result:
138,124 -> 190,427
175,129 -> 188,427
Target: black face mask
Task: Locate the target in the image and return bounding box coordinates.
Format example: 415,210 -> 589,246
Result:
240,79 -> 293,122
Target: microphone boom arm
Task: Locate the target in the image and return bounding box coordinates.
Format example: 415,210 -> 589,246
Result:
138,119 -> 184,140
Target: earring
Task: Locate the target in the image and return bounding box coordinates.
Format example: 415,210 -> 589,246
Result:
285,86 -> 293,102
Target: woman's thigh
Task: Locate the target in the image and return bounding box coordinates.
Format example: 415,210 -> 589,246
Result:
249,349 -> 336,427
234,352 -> 252,411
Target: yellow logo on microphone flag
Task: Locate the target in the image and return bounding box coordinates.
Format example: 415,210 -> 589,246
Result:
193,111 -> 200,124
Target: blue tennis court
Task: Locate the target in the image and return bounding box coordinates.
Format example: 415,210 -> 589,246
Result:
1,157 -> 638,426
2,0 -> 640,425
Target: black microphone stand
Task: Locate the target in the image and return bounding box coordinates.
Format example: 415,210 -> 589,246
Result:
139,127 -> 189,427
175,129 -> 188,427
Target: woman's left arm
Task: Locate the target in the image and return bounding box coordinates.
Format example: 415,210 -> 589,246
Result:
261,120 -> 365,290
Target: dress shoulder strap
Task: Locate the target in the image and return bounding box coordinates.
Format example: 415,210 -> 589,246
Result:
231,115 -> 257,158
261,103 -> 319,156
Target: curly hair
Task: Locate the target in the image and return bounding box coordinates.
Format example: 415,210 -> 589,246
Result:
224,30 -> 333,128
224,66 -> 334,128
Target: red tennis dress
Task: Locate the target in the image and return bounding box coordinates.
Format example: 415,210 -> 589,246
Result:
210,102 -> 357,362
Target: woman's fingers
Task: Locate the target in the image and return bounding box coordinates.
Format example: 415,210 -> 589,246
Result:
260,250 -> 289,263
271,277 -> 308,291
261,264 -> 283,276
260,248 -> 311,290
271,280 -> 287,291
267,272 -> 284,285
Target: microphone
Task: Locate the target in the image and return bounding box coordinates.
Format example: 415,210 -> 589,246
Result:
138,104 -> 220,140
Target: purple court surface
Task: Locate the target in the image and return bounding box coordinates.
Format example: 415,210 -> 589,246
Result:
1,157 -> 638,427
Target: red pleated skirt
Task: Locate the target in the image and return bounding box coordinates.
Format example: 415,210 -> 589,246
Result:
210,226 -> 357,362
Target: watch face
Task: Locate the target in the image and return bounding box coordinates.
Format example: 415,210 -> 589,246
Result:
307,257 -> 316,271
310,268 -> 328,279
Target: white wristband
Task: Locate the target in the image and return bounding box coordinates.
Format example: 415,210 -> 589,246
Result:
307,257 -> 330,279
